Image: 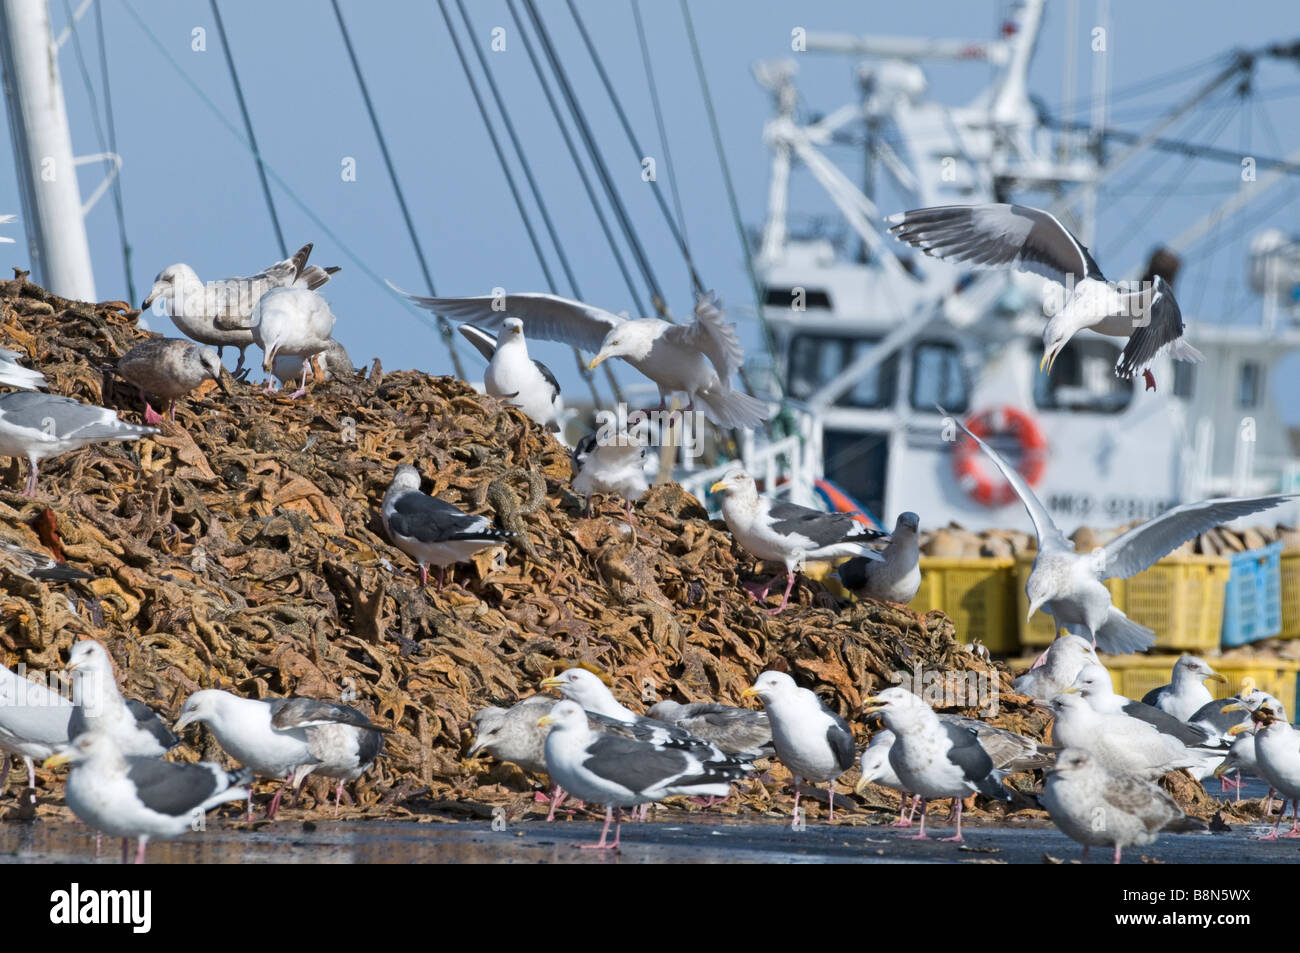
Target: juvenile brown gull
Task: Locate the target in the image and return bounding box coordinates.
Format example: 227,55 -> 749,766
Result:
274,698 -> 387,814
458,320 -> 561,431
1140,655 -> 1227,722
44,730 -> 250,864
114,337 -> 228,425
743,671 -> 856,821
1041,747 -> 1184,863
272,338 -> 354,391
537,700 -> 746,849
712,468 -> 887,614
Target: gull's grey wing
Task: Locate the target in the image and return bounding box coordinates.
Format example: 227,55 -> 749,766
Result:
767,500 -> 886,550
1114,277 -> 1190,379
0,392 -> 155,442
888,204 -> 1105,285
125,757 -> 233,816
944,407 -> 1070,551
940,722 -> 1010,800
1100,772 -> 1183,829
1099,494 -> 1297,580
662,291 -> 744,385
387,492 -> 499,545
388,287 -> 623,354
823,705 -> 857,773
270,697 -> 390,733
456,324 -> 498,363
1119,700 -> 1215,747
125,699 -> 180,750
533,360 -> 561,402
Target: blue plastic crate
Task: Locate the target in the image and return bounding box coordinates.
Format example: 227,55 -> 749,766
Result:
1221,542 -> 1283,647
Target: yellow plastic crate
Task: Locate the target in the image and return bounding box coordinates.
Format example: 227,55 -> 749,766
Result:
1015,553 -> 1228,652
1281,549 -> 1300,640
912,557 -> 1018,653
1101,654 -> 1300,710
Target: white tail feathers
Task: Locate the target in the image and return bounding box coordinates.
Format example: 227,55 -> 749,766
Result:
696,387 -> 770,429
1167,338 -> 1205,364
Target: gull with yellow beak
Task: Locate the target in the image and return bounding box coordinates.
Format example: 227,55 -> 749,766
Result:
712,469 -> 887,615
1140,655 -> 1228,721
945,408 -> 1297,654
44,731 -> 250,864
389,286 -> 769,429
1224,704 -> 1300,840
888,203 -> 1203,389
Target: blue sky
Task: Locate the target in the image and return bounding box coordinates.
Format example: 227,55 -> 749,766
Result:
3,1 -> 1300,420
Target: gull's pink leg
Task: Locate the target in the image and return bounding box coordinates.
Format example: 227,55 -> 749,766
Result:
1113,845 -> 1122,864
168,400 -> 177,423
828,784 -> 836,822
135,838 -> 148,864
288,363 -> 310,399
141,391 -> 164,427
1281,801 -> 1300,838
579,805 -> 617,849
791,777 -> 801,818
267,775 -> 291,819
892,794 -> 919,827
905,799 -> 929,839
744,576 -> 779,600
419,565 -> 429,586
939,797 -> 964,842
1253,802 -> 1285,841
544,786 -> 567,822
26,757 -> 35,789
765,572 -> 796,615
22,462 -> 38,497
1028,647 -> 1050,670
335,780 -> 345,817
1265,789 -> 1276,815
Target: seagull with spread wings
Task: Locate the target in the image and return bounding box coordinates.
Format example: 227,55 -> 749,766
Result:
944,407 -> 1296,654
389,286 -> 769,429
889,204 -> 1203,390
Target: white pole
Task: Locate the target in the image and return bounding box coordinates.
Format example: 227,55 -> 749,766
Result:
0,0 -> 96,300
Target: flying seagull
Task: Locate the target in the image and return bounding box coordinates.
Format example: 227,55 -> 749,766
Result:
0,347 -> 46,391
1041,747 -> 1184,864
44,731 -> 250,864
0,392 -> 157,497
114,337 -> 229,425
1140,656 -> 1227,722
66,641 -> 178,757
458,320 -> 561,431
142,242 -> 339,372
837,511 -> 922,606
862,687 -> 1016,841
888,204 -> 1204,389
571,430 -> 649,531
712,468 -> 887,614
743,671 -> 856,821
944,407 -> 1297,654
380,464 -> 514,588
538,699 -> 747,849
391,287 -> 769,429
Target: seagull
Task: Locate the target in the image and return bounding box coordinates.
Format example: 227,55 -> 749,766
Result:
742,671 -> 856,821
1189,689 -> 1270,796
66,641 -> 178,757
945,408 -> 1297,654
141,242 -> 340,372
1011,634 -> 1100,699
44,731 -> 250,864
711,468 -> 887,614
0,661 -> 73,792
0,392 -> 157,497
1140,655 -> 1227,721
271,338 -> 354,391
174,688 -> 385,819
469,696 -> 569,819
380,464 -> 514,588
571,430 -> 649,530
645,700 -> 774,758
114,337 -> 228,426
0,540 -> 91,584
392,287 -> 769,429
837,511 -> 921,606
537,699 -> 746,849
1041,747 -> 1184,864
214,286 -> 337,398
888,204 -> 1204,389
458,320 -> 561,431
1226,705 -> 1300,839
853,729 -> 921,826
861,687 -> 1014,841
1039,694 -> 1205,780
0,346 -> 46,390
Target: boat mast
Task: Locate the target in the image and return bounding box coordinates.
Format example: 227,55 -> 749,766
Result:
0,0 -> 96,300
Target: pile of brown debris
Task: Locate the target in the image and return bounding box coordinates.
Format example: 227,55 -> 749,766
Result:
0,272 -> 1250,825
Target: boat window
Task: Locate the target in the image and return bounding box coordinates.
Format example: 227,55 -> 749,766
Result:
1032,339 -> 1133,413
911,342 -> 969,413
763,287 -> 833,310
788,334 -> 899,408
1238,361 -> 1261,408
823,429 -> 889,521
1173,361 -> 1195,399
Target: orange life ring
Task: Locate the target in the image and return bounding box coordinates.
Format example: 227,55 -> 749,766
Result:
952,407 -> 1047,507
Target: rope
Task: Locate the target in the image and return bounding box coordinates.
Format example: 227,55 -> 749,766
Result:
630,0 -> 690,256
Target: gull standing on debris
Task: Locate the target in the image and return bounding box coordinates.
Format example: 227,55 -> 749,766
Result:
141,243 -> 340,372
743,671 -> 856,821
837,511 -> 921,605
274,698 -> 387,815
114,338 -> 228,425
946,409 -> 1297,654
712,469 -> 887,614
1041,747 -> 1184,863
538,700 -> 746,849
862,687 -> 1014,841
854,729 -> 920,826
571,430 -> 649,530
0,540 -> 91,584
0,347 -> 46,390
272,338 -> 354,391
888,204 -> 1203,388
1040,694 -> 1205,780
393,287 -> 769,428
1141,656 -> 1227,721
1,662 -> 73,792
458,320 -> 561,431
1011,634 -> 1101,699
44,731 -> 250,864
1226,705 -> 1300,839
380,464 -> 513,588
470,696 -> 570,819
0,392 -> 157,497
67,641 -> 178,757
214,286 -> 336,398
646,700 -> 773,759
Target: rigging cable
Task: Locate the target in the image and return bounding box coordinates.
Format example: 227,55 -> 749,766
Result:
565,0 -> 701,295
92,1 -> 133,305
208,0 -> 287,258
522,0 -> 667,317
630,0 -> 689,256
329,0 -> 464,378
451,0 -> 605,405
